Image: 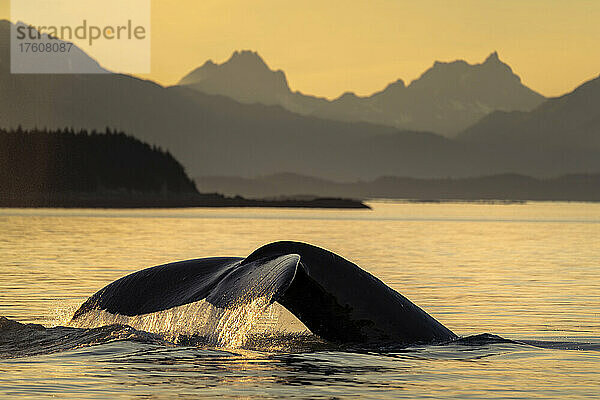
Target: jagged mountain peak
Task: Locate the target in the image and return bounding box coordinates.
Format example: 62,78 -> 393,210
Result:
190,50 -> 270,71
369,79 -> 406,102
178,49 -> 545,136
178,50 -> 291,104
228,50 -> 268,67
480,51 -> 515,75
421,52 -> 512,79
180,50 -> 287,84
432,59 -> 469,69
409,51 -> 526,90
383,79 -> 406,91
484,51 -> 500,64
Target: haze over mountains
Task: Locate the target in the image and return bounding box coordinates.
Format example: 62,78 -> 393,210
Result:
0,19 -> 598,184
180,50 -> 545,136
196,172 -> 600,202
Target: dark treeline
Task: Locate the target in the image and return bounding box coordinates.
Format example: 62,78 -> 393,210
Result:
0,127 -> 198,195
0,128 -> 367,208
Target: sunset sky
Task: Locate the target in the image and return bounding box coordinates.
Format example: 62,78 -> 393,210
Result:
2,0 -> 599,98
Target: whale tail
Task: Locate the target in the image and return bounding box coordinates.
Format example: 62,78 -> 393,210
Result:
72,241 -> 457,345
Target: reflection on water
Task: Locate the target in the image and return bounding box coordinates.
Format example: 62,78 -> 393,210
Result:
0,202 -> 599,398
1,337 -> 599,399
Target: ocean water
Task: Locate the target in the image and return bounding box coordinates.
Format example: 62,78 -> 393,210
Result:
0,202 -> 599,399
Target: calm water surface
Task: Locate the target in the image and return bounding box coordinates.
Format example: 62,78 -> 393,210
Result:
0,202 -> 599,398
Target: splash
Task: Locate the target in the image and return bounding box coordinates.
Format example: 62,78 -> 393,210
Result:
69,298 -> 307,348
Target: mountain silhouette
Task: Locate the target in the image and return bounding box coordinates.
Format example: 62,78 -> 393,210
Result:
0,126 -> 367,209
196,172 -> 600,202
5,21 -> 108,74
180,50 -> 292,106
459,74 -> 600,150
0,20 -> 461,181
0,20 -> 598,181
179,50 -> 545,136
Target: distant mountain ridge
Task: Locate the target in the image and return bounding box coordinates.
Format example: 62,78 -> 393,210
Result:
0,19 -> 598,183
179,50 -> 545,136
0,20 -> 463,181
180,50 -> 293,106
7,21 -> 109,74
196,172 -> 600,202
0,127 -> 368,209
458,74 -> 600,150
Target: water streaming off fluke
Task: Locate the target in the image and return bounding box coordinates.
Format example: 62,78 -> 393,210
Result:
69,299 -> 309,348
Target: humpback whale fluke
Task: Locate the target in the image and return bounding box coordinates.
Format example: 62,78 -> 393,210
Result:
72,241 -> 457,345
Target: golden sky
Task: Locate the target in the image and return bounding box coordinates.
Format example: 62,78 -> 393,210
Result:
2,0 -> 599,98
